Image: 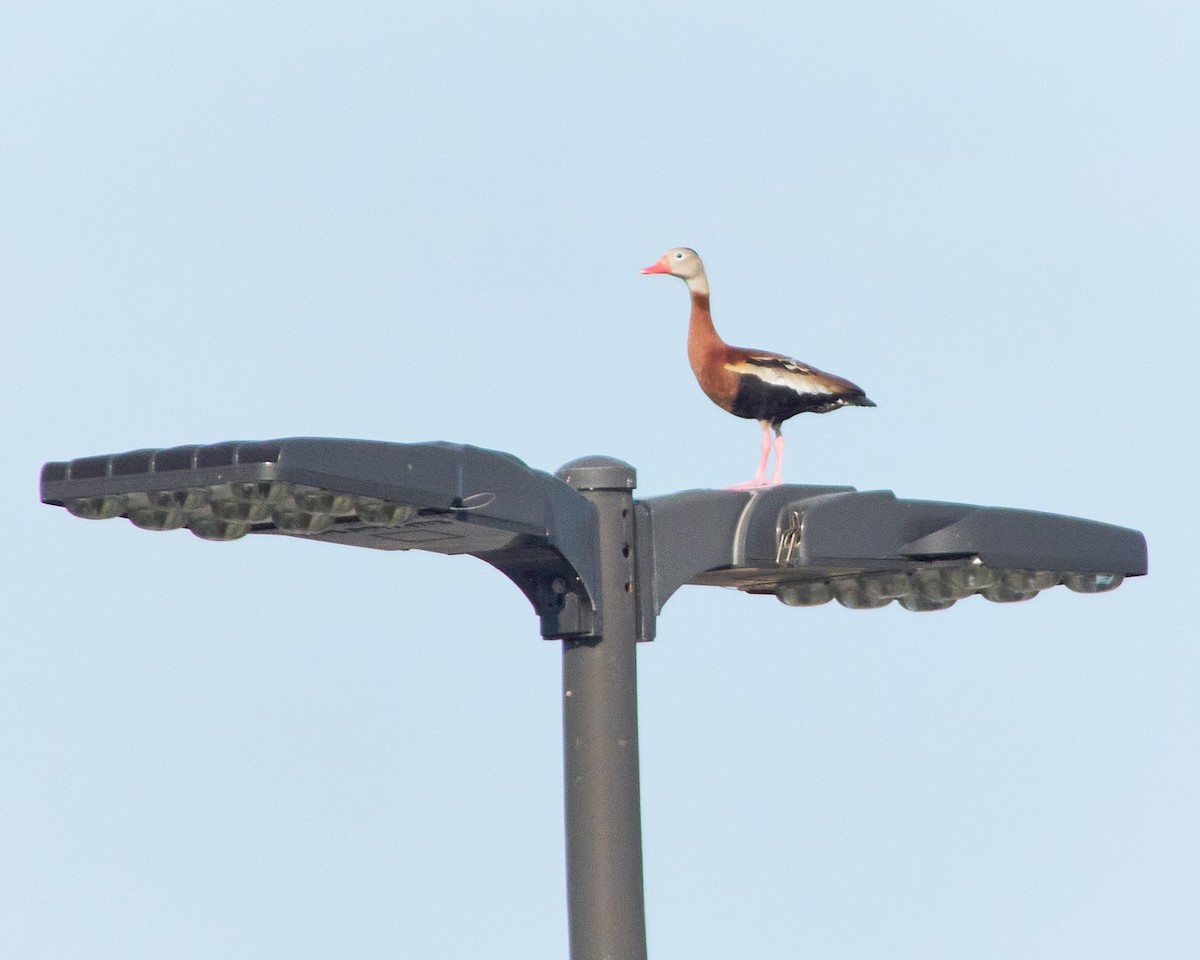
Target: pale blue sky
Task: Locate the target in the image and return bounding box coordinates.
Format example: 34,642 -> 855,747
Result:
2,3 -> 1197,957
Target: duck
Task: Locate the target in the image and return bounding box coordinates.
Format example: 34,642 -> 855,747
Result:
642,247 -> 874,487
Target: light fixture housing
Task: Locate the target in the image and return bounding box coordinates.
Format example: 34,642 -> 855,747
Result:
41,438 -> 1148,642
634,485 -> 1146,638
41,438 -> 603,639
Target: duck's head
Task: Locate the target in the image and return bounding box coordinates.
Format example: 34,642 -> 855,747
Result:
641,247 -> 707,291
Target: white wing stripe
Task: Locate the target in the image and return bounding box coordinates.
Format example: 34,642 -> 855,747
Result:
727,360 -> 840,394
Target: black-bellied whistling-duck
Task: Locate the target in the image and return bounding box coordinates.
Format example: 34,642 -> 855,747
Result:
642,247 -> 874,488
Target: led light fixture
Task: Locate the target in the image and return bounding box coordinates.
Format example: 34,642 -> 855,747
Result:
41,438 -> 604,639
634,483 -> 1146,632
42,437 -> 1147,641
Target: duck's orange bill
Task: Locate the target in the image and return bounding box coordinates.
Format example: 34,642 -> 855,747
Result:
640,258 -> 671,274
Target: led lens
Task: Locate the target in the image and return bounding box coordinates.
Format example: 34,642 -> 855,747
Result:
899,593 -> 957,612
1063,572 -> 1124,593
356,498 -> 418,526
981,583 -> 1038,603
188,517 -> 250,541
1001,570 -> 1060,592
776,580 -> 832,607
127,507 -> 188,531
210,482 -> 289,522
271,509 -> 335,534
210,499 -> 272,521
65,495 -> 126,520
148,488 -> 211,510
864,572 -> 913,600
942,563 -> 996,595
233,481 -> 290,504
834,578 -> 893,609
912,569 -> 960,602
291,487 -> 356,515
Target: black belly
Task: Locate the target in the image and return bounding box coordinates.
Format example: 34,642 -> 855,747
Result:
728,375 -> 855,425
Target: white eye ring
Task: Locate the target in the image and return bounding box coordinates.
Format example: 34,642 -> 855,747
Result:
674,251 -> 684,259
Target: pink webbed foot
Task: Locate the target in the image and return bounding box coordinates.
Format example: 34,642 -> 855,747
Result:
727,478 -> 775,490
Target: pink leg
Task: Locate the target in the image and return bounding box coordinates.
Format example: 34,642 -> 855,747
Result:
729,424 -> 773,489
753,425 -> 771,484
770,430 -> 785,486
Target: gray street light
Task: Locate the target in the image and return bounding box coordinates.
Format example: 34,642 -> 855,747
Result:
41,437 -> 1148,960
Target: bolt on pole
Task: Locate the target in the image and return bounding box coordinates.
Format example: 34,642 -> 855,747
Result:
557,457 -> 648,960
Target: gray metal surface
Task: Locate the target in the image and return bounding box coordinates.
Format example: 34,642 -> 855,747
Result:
635,485 -> 1148,625
557,458 -> 648,960
41,438 -> 603,639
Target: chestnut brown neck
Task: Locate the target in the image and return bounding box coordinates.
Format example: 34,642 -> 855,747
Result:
688,291 -> 725,364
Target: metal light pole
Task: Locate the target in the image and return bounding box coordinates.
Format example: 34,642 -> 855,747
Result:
557,457 -> 646,960
40,437 -> 1148,960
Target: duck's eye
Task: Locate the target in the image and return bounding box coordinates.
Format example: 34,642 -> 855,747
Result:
674,251 -> 685,259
